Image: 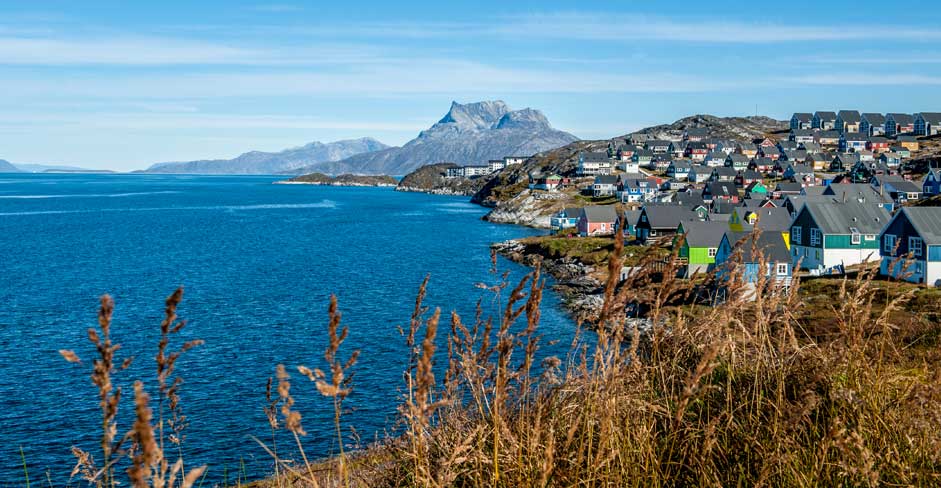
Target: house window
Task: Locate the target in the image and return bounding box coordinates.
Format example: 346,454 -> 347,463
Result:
650,229 -> 658,236
864,234 -> 876,241
909,236 -> 923,257
884,234 -> 896,254
792,226 -> 802,245
810,228 -> 821,246
708,248 -> 717,258
777,263 -> 788,276
851,228 -> 861,245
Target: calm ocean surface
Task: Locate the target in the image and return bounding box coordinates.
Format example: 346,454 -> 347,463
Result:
0,173 -> 578,485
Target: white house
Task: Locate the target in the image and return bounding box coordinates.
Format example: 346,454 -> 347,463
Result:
577,152 -> 613,176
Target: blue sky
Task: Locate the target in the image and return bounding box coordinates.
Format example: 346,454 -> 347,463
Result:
1,0 -> 940,171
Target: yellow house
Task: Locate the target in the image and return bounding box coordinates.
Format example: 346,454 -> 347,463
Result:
729,207 -> 792,249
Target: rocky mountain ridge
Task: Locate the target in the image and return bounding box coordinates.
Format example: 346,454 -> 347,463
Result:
292,101 -> 579,176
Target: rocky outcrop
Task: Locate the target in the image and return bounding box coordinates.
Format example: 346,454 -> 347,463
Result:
293,101 -> 579,176
628,114 -> 787,143
482,189 -> 570,228
395,163 -> 487,196
0,159 -> 22,172
492,239 -> 603,320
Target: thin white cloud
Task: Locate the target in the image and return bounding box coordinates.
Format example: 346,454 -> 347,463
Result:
787,74 -> 941,85
265,13 -> 941,44
0,36 -> 388,66
0,60 -> 755,99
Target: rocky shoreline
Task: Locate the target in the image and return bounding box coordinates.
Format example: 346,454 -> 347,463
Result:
395,185 -> 476,196
278,173 -> 398,187
491,239 -> 605,321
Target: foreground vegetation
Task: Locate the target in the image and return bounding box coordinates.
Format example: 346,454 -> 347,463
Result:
50,232 -> 941,487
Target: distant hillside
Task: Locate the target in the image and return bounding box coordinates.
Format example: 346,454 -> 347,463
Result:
291,101 -> 579,176
395,163 -> 486,196
143,137 -> 389,174
472,114 -> 787,208
626,114 -> 788,142
0,159 -> 21,172
14,163 -> 99,173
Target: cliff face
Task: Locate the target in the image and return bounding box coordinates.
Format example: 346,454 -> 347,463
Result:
293,101 -> 579,176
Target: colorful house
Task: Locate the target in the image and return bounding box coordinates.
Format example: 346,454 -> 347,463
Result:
675,220 -> 728,276
577,205 -> 619,236
915,112 -> 941,136
550,208 -> 581,230
879,207 -> 941,287
635,205 -> 699,243
791,113 -> 813,130
715,231 -> 793,296
789,200 -> 889,273
885,113 -> 915,136
813,111 -> 837,130
861,113 -> 886,136
923,169 -> 941,196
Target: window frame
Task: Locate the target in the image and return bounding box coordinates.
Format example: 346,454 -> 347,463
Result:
776,263 -> 788,276
884,234 -> 896,255
792,226 -> 802,245
708,248 -> 717,258
810,228 -> 821,246
909,236 -> 923,257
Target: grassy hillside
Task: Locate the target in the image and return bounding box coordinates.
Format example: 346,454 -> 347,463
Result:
51,239 -> 941,487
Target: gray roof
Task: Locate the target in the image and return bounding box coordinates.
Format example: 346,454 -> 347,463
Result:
646,139 -> 672,147
679,221 -> 728,248
580,205 -> 618,222
748,207 -> 793,232
775,182 -> 804,192
882,178 -> 922,194
580,151 -> 610,162
899,207 -> 941,245
838,110 -> 861,123
862,113 -> 886,125
919,112 -> 941,124
727,153 -> 750,163
594,175 -> 619,185
670,160 -> 693,170
802,200 -> 891,235
734,232 -> 792,263
888,113 -> 914,124
618,209 -> 642,226
707,181 -> 737,196
817,130 -> 841,139
815,111 -> 837,120
642,206 -> 699,229
714,167 -> 738,177
792,113 -> 813,122
560,207 -> 581,218
822,184 -> 893,204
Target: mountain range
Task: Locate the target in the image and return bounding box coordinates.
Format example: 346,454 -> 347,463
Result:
291,101 -> 578,175
0,159 -> 20,172
142,137 -> 390,174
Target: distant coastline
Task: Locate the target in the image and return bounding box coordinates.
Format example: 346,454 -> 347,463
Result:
276,172 -> 398,187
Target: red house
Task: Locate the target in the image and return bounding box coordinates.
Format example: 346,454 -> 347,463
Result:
867,137 -> 889,153
577,206 -> 619,237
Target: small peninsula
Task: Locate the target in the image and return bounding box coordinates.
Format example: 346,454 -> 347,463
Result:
277,172 -> 398,187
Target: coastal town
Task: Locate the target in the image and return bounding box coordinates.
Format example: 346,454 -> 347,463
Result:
446,111 -> 941,293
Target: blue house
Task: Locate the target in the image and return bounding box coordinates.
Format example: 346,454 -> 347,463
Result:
879,207 -> 941,287
715,231 -> 793,297
550,208 -> 581,230
923,169 -> 941,196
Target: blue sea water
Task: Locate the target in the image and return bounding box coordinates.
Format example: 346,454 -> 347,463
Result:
0,174 -> 578,485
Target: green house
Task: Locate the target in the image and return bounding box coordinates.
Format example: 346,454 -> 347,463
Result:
789,200 -> 889,273
675,221 -> 729,277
